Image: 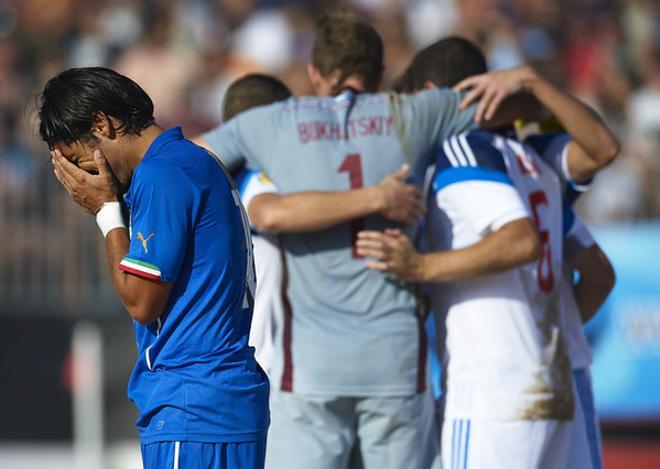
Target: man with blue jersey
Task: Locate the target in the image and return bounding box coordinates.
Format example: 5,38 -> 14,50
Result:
358,38 -> 618,468
38,67 -> 269,469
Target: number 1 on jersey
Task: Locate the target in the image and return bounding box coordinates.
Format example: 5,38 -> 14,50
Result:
338,154 -> 365,259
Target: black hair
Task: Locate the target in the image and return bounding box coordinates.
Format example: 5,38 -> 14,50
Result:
408,36 -> 488,91
392,65 -> 414,93
38,67 -> 155,149
223,74 -> 292,121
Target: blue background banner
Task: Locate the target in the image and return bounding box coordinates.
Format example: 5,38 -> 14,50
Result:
587,223 -> 660,422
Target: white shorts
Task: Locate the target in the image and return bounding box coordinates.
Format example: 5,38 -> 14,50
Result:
565,368 -> 603,469
266,388 -> 438,469
441,417 -> 572,469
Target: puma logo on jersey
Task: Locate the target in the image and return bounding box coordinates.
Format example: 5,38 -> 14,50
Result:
137,232 -> 155,253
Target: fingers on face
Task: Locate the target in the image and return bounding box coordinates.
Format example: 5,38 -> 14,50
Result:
93,149 -> 111,175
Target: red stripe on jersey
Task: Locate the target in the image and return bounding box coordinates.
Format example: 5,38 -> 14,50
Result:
279,241 -> 294,392
118,263 -> 161,281
416,294 -> 430,393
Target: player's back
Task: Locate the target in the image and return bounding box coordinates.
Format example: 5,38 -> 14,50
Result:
205,88 -> 475,395
124,127 -> 269,443
425,130 -> 572,421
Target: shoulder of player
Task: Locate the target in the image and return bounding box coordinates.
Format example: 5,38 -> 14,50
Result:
435,130 -> 507,171
431,130 -> 514,193
131,157 -> 197,194
281,92 -> 389,113
522,132 -> 572,158
389,87 -> 459,110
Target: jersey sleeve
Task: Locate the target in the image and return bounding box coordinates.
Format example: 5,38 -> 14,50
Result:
399,88 -> 477,169
119,162 -> 198,283
525,133 -> 591,204
433,132 -> 530,235
235,169 -> 279,229
202,103 -> 281,173
563,208 -> 595,261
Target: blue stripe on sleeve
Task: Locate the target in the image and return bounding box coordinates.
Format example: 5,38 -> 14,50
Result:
433,166 -> 514,193
562,203 -> 576,237
566,178 -> 592,204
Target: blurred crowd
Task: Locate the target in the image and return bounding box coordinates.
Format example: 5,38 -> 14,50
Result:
0,0 -> 658,312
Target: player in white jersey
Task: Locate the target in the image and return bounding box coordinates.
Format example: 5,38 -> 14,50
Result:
357,38 -> 619,469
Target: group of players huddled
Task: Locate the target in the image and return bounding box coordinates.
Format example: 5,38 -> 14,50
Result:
37,9 -> 618,469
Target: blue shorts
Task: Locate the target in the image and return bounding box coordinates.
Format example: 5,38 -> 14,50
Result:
141,438 -> 267,469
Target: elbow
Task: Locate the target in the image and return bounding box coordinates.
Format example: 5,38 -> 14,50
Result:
520,233 -> 542,265
125,301 -> 162,325
596,133 -> 621,168
597,259 -> 617,296
251,209 -> 282,233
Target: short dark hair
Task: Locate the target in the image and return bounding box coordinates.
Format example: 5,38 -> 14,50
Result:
312,11 -> 383,92
38,67 -> 155,149
223,74 -> 292,121
392,66 -> 413,93
408,37 -> 488,91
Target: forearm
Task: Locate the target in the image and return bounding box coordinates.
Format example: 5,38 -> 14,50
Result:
570,245 -> 616,323
102,228 -> 163,324
524,71 -> 619,170
251,188 -> 382,233
416,219 -> 540,283
104,227 -> 136,309
573,279 -> 610,324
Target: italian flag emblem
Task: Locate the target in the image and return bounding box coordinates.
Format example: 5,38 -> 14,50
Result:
119,258 -> 162,281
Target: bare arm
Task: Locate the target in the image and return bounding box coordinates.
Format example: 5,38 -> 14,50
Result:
103,227 -> 172,324
355,218 -> 540,283
248,165 -> 424,233
53,149 -> 172,324
569,244 -> 616,323
455,67 -> 620,182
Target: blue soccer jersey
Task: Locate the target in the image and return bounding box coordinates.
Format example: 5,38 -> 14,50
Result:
524,132 -> 591,204
119,127 -> 269,444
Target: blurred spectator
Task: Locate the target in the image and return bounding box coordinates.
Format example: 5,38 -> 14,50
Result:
114,6 -> 198,128
1,0 -> 659,313
627,46 -> 660,216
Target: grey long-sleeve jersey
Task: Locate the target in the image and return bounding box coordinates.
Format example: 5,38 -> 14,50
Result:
203,88 -> 476,396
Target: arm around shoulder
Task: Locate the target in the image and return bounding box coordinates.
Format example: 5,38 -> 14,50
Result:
569,244 -> 616,323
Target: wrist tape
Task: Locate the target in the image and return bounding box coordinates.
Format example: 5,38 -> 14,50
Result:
96,202 -> 126,237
